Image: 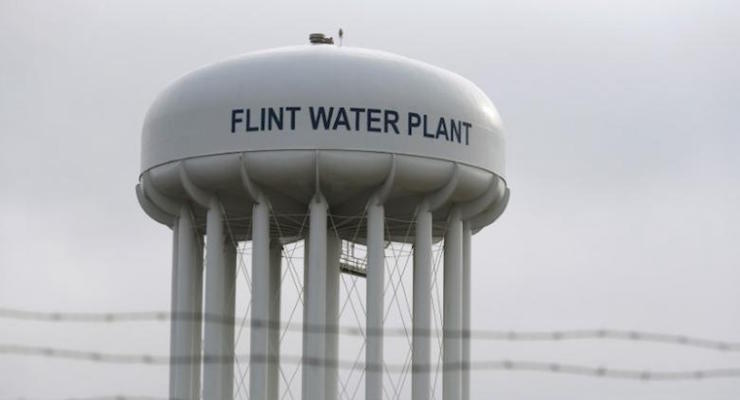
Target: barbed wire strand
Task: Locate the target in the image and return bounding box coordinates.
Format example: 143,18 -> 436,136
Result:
2,308 -> 739,352
1,344 -> 739,381
0,397 -> 172,400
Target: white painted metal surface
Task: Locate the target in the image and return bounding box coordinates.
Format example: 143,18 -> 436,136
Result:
303,195 -> 328,400
223,241 -> 236,400
443,210 -> 463,400
250,200 -> 270,400
412,209 -> 433,400
366,200 -> 385,400
326,234 -> 341,400
136,41 -> 508,400
204,199 -> 229,400
170,206 -> 203,400
141,46 -> 504,177
267,243 -> 282,400
462,223 -> 472,400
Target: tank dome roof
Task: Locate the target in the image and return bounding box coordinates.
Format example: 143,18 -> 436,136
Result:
141,45 -> 505,178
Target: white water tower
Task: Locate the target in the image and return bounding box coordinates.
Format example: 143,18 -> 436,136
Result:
136,33 -> 508,400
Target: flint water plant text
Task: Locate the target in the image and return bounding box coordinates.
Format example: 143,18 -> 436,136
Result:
230,106 -> 472,145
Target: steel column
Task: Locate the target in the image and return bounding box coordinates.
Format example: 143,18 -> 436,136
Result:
326,233 -> 341,400
302,237 -> 309,390
169,218 -> 180,396
443,210 -> 463,400
204,199 -> 230,400
250,200 -> 271,400
191,238 -> 204,400
462,222 -> 472,400
413,208 -> 433,400
303,195 -> 328,400
223,240 -> 237,400
267,243 -> 282,400
171,206 -> 203,400
366,200 -> 385,400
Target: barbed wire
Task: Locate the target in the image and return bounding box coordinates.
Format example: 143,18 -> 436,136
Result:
0,397 -> 171,400
2,308 -> 739,352
0,397 -> 172,400
1,343 -> 739,381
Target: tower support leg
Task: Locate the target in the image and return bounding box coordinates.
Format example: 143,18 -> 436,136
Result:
302,195 -> 328,400
250,200 -> 271,400
366,201 -> 385,400
413,209 -> 432,400
267,242 -> 282,400
204,199 -> 230,400
191,233 -> 204,400
443,210 -> 463,400
462,222 -> 472,400
170,207 -> 203,400
326,233 -> 341,400
169,219 -> 180,397
223,241 -> 236,400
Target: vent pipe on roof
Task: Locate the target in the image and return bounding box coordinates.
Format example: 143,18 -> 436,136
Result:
309,33 -> 334,45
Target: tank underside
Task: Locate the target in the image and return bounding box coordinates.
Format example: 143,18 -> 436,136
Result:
140,150 -> 507,242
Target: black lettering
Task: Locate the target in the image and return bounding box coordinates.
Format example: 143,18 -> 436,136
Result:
408,112 -> 421,135
286,107 -> 301,130
367,108 -> 382,132
463,122 -> 472,145
309,106 -> 334,129
268,107 -> 283,130
333,107 -> 351,130
246,109 -> 259,132
349,107 -> 366,131
423,114 -> 434,138
231,109 -> 243,133
384,110 -> 399,134
450,119 -> 461,143
436,118 -> 449,141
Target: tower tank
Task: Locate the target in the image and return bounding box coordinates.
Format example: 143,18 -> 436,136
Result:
137,35 -> 509,400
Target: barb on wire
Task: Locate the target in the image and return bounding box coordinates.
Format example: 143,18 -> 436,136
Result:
1,344 -> 739,381
2,308 -> 740,352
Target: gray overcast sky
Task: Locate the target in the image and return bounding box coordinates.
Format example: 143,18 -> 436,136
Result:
1,0 -> 739,399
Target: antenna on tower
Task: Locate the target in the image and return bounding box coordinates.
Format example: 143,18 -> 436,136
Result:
338,28 -> 344,47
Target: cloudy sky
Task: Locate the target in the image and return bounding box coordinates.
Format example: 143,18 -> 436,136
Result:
1,0 -> 739,399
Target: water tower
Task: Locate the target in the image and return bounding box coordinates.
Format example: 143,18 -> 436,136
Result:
136,34 -> 508,400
